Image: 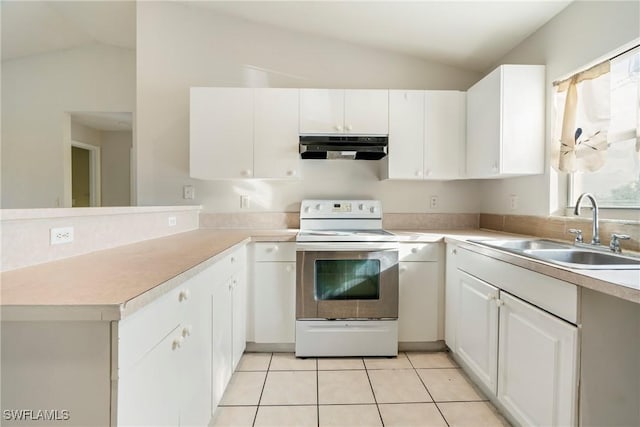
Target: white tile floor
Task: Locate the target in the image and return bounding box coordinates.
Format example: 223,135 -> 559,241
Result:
211,351 -> 511,427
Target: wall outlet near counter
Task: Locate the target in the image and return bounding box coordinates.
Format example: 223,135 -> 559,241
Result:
240,195 -> 250,209
50,227 -> 74,245
429,195 -> 438,209
510,194 -> 519,210
168,216 -> 177,227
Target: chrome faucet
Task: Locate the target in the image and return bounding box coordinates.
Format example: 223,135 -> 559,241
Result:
574,193 -> 600,245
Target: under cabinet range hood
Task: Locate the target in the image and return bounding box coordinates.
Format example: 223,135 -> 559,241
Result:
299,135 -> 388,160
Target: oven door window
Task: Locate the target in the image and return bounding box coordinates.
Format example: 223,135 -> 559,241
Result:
314,259 -> 380,300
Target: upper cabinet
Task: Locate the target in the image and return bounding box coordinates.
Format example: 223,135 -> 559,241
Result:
299,89 -> 389,135
466,65 -> 545,178
383,90 -> 466,180
190,87 -> 300,180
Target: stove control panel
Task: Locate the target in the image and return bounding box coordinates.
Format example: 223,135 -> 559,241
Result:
300,200 -> 382,219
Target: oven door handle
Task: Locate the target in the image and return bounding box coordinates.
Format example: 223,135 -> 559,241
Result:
296,242 -> 398,252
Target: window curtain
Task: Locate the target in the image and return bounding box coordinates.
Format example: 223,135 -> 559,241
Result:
553,61 -> 611,172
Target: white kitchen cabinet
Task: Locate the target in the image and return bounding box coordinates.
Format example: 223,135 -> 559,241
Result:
190,87 -> 300,180
190,87 -> 254,179
299,89 -> 388,135
254,88 -> 301,179
424,91 -> 466,179
456,270 -> 500,394
119,267 -> 214,427
444,243 -> 460,350
212,247 -> 247,409
398,243 -> 443,343
454,246 -> 579,427
466,64 -> 545,178
384,90 -> 465,180
252,242 -> 296,344
498,292 -> 578,427
386,90 -> 424,179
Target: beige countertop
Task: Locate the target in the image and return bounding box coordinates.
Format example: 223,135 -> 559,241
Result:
1,228 -> 637,321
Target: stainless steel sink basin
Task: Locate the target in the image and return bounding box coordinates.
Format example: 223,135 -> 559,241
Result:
470,239 -> 640,270
523,249 -> 640,269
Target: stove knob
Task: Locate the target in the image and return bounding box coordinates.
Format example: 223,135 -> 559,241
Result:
303,206 -> 310,213
359,203 -> 365,211
370,206 -> 377,214
315,204 -> 322,211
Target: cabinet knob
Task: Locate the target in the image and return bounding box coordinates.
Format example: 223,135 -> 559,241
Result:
182,326 -> 192,338
335,124 -> 343,132
495,299 -> 504,307
172,336 -> 183,350
425,169 -> 432,176
285,265 -> 294,273
491,164 -> 498,173
411,247 -> 418,254
242,169 -> 252,177
415,171 -> 423,177
346,124 -> 353,132
269,245 -> 279,252
451,249 -> 457,255
399,266 -> 408,273
231,256 -> 236,263
178,290 -> 190,302
286,170 -> 296,177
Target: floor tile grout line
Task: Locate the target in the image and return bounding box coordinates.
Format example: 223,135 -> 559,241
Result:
251,352 -> 273,427
316,359 -> 320,427
364,353 -> 389,427
408,353 -> 451,427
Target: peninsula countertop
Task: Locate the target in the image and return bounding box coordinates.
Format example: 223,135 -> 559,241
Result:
1,228 -> 638,321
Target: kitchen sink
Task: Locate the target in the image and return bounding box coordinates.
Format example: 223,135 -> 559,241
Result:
470,239 -> 640,270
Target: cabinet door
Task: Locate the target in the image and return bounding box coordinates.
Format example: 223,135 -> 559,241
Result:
211,279 -> 233,410
444,244 -> 460,350
387,90 -> 425,179
398,261 -> 440,342
179,275 -> 213,427
254,88 -> 301,179
466,68 -> 501,178
498,292 -> 578,426
425,91 -> 466,179
344,89 -> 389,135
253,262 -> 296,343
231,268 -> 247,371
118,327 -> 181,426
456,270 -> 499,394
190,87 -> 254,179
299,89 -> 344,133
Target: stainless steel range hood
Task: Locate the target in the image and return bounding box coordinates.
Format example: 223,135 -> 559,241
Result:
299,135 -> 388,160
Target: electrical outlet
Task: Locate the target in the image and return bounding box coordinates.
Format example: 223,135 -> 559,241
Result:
240,195 -> 250,209
429,196 -> 438,209
510,194 -> 519,210
168,216 -> 177,227
50,227 -> 74,245
183,185 -> 195,200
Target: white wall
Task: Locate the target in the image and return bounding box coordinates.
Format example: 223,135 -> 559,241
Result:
479,0 -> 640,216
1,44 -> 135,208
136,1 -> 482,213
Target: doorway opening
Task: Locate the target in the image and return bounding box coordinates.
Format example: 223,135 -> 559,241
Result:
71,142 -> 101,207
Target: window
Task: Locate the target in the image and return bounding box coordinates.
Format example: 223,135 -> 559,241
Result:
567,46 -> 639,208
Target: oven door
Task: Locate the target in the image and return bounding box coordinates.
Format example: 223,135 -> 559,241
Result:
296,243 -> 399,320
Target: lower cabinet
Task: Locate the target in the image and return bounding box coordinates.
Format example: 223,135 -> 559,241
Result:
498,292 -> 577,427
398,243 -> 443,343
452,247 -> 579,427
456,271 -> 499,394
252,243 -> 296,344
118,245 -> 247,426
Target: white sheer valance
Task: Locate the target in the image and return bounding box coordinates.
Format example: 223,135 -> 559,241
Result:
552,61 -> 611,172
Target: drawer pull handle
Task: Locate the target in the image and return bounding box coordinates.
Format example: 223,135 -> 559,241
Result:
178,290 -> 190,302
172,337 -> 183,350
182,326 -> 192,338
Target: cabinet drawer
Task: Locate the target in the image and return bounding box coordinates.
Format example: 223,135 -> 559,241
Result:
399,243 -> 440,262
254,242 -> 296,262
119,286 -> 187,371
